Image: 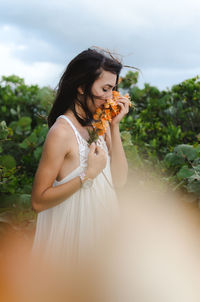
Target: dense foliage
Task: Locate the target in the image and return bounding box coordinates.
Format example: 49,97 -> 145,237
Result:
0,75 -> 55,231
0,72 -> 200,230
119,71 -> 200,198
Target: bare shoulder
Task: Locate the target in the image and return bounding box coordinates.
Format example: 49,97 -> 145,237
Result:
32,118 -> 75,191
43,118 -> 74,155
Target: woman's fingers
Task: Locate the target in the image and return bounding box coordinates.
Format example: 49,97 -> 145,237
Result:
117,101 -> 129,114
118,96 -> 131,106
117,97 -> 131,111
89,142 -> 96,152
96,145 -> 105,154
89,143 -> 106,156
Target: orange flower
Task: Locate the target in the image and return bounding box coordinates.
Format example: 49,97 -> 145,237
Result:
96,108 -> 102,115
104,103 -> 110,109
88,90 -> 133,143
118,77 -> 122,84
93,114 -> 99,120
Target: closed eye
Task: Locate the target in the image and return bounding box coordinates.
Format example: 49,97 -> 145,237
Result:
103,86 -> 115,92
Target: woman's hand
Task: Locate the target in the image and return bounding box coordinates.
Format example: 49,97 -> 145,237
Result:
110,96 -> 130,127
86,142 -> 107,179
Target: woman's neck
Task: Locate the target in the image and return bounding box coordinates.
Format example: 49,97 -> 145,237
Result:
65,106 -> 93,130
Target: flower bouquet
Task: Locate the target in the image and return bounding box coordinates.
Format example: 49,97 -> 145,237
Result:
87,90 -> 134,144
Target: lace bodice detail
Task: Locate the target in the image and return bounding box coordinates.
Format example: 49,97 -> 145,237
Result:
57,115 -> 109,169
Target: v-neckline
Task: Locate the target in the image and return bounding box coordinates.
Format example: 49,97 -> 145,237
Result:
62,114 -> 103,145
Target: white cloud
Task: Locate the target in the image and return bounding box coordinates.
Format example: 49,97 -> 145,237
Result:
139,67 -> 200,90
0,0 -> 200,89
0,42 -> 63,88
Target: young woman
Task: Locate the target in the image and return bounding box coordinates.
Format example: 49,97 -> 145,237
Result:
30,48 -> 130,264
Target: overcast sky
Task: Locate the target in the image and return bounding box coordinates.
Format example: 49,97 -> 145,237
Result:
0,0 -> 200,91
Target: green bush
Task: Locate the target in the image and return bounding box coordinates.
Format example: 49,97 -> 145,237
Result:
0,75 -> 54,229
163,144 -> 200,195
1,71 -> 200,230
119,71 -> 200,198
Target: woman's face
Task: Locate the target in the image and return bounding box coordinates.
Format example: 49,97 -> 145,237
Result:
87,70 -> 117,114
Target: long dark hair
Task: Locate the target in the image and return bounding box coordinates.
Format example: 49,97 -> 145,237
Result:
47,47 -> 123,128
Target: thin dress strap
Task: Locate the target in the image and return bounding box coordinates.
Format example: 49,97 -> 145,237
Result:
57,115 -> 88,146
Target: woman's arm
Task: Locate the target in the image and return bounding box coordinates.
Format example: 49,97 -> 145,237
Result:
105,124 -> 128,188
31,123 -> 107,214
105,95 -> 130,188
110,124 -> 128,187
31,124 -> 82,213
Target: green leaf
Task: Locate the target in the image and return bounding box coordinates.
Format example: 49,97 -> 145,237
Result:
34,146 -> 42,160
19,132 -> 37,149
0,155 -> 16,169
10,108 -> 17,115
18,116 -> 32,127
18,140 -> 29,149
173,144 -> 198,161
176,166 -> 194,180
1,106 -> 6,113
194,144 -> 200,154
120,131 -> 133,146
187,182 -> 200,194
17,194 -> 31,207
164,152 -> 185,167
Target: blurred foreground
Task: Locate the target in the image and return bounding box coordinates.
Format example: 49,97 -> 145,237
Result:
1,168 -> 200,302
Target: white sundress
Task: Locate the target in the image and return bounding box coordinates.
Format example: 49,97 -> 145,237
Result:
31,115 -> 120,265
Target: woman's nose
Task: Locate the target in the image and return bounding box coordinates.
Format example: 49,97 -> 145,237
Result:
106,91 -> 113,99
